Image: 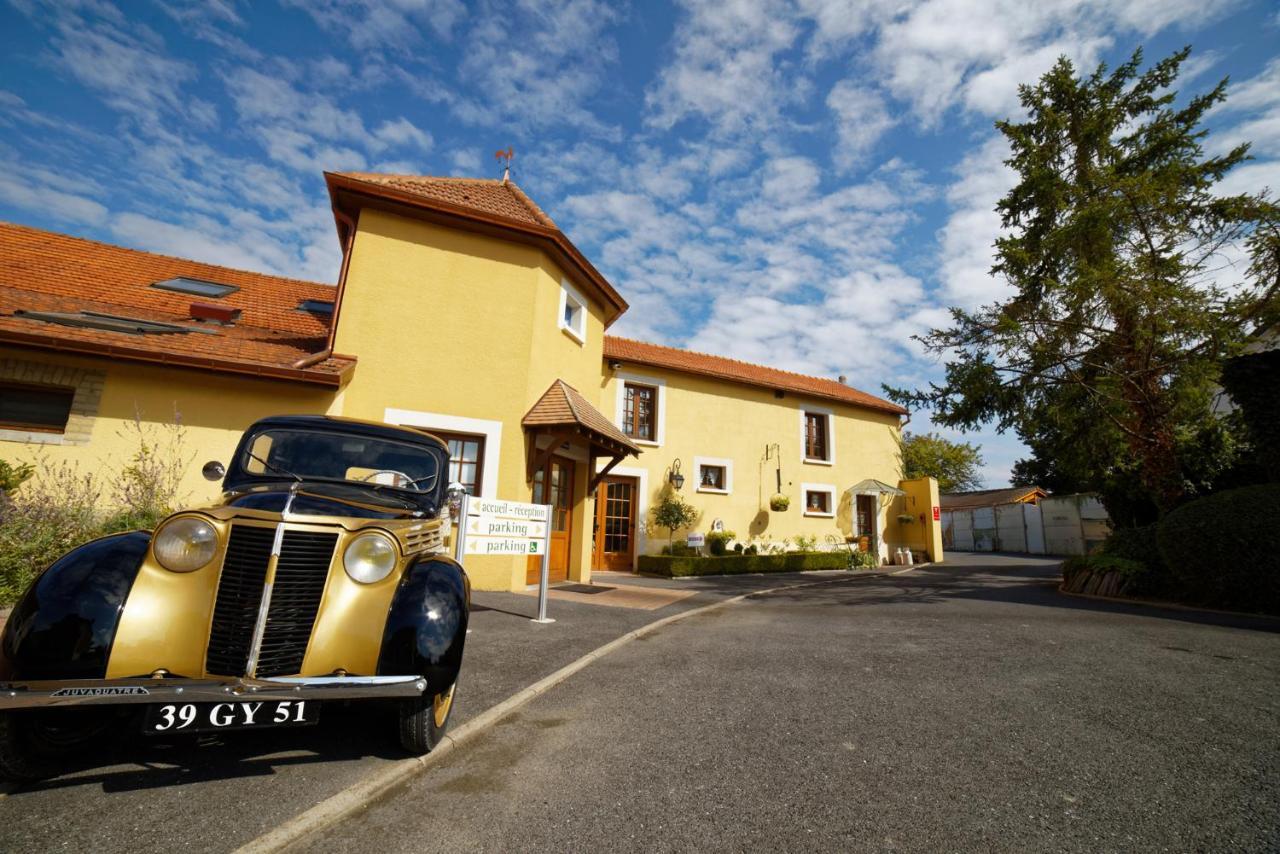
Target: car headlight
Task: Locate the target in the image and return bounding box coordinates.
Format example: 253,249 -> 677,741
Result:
343,532 -> 398,584
153,516 -> 219,573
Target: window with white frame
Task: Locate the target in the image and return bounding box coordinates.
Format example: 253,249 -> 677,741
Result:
694,456 -> 733,494
800,408 -> 835,465
801,483 -> 836,517
558,280 -> 587,344
614,371 -> 666,446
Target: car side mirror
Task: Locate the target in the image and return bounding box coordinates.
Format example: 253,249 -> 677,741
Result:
202,460 -> 226,482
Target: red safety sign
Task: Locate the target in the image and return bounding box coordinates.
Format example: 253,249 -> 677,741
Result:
932,506 -> 940,521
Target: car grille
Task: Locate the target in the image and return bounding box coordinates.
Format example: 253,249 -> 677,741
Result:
256,530 -> 338,677
205,525 -> 338,678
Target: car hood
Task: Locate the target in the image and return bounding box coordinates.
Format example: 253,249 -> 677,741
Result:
222,482 -> 429,520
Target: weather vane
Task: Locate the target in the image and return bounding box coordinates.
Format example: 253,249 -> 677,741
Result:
494,146 -> 514,181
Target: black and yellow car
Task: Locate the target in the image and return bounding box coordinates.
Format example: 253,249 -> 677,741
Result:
0,415 -> 469,780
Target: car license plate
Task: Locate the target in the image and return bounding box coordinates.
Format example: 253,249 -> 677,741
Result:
143,700 -> 319,734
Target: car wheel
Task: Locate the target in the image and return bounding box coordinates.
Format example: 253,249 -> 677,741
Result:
0,709 -> 115,782
398,681 -> 456,756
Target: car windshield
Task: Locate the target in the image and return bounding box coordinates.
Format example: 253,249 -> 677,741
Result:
241,429 -> 441,493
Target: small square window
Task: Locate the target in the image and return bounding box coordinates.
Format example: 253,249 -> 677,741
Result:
803,487 -> 834,517
694,457 -> 732,494
700,465 -> 726,490
558,282 -> 586,344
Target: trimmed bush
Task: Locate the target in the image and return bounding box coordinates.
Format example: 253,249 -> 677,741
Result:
706,530 -> 736,557
1099,524 -> 1169,596
1156,483 -> 1280,613
638,552 -> 850,578
1061,554 -> 1149,598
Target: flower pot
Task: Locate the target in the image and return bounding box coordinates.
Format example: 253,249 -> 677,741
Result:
769,494 -> 790,512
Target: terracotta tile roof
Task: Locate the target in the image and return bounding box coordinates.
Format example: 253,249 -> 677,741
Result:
325,172 -> 628,326
940,486 -> 1046,511
603,336 -> 907,416
0,222 -> 354,385
332,174 -> 558,229
523,379 -> 640,455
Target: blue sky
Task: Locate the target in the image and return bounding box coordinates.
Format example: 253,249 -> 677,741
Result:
2,0 -> 1277,487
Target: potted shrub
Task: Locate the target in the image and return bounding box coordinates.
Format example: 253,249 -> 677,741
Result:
706,530 -> 736,556
769,493 -> 790,512
896,513 -> 914,525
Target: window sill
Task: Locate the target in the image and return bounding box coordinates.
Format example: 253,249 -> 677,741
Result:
630,437 -> 660,447
696,487 -> 729,495
0,428 -> 66,445
803,510 -> 835,518
803,457 -> 834,466
559,324 -> 585,346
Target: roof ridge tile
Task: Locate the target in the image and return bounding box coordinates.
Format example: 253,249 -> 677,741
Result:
603,335 -> 906,415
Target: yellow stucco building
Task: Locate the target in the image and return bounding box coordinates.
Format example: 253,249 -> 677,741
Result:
0,172 -> 942,592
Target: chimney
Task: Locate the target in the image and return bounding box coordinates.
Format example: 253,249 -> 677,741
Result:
190,302 -> 242,326
837,374 -> 847,385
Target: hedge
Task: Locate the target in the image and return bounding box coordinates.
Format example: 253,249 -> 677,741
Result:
1156,482 -> 1280,613
1098,524 -> 1168,596
1220,348 -> 1280,480
637,552 -> 851,578
1061,554 -> 1149,598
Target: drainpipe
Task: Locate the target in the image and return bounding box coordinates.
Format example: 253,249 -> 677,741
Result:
292,208 -> 358,371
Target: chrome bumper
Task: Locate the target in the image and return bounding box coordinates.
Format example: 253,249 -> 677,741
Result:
0,675 -> 428,710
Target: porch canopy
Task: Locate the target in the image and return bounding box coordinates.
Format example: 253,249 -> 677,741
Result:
845,478 -> 906,497
837,479 -> 906,538
522,379 -> 640,490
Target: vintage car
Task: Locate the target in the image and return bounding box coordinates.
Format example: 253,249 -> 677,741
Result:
0,415 -> 469,780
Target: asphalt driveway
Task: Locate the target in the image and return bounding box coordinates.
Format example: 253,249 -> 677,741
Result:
0,568 -> 833,852
302,555 -> 1280,853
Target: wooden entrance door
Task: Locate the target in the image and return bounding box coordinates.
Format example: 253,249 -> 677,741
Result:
527,455 -> 574,585
855,494 -> 877,551
592,476 -> 638,571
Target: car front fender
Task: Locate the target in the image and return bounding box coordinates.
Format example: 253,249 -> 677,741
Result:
376,556 -> 469,692
0,531 -> 152,681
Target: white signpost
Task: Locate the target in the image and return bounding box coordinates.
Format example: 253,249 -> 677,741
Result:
454,495 -> 555,623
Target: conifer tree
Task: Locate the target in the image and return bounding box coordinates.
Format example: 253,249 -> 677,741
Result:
890,48 -> 1280,515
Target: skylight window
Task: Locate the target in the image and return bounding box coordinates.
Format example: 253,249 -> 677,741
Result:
14,309 -> 216,336
151,277 -> 239,299
298,299 -> 335,314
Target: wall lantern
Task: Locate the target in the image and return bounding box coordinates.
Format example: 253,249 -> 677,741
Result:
669,459 -> 685,491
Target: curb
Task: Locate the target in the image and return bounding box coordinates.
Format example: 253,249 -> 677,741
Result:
1056,586 -> 1280,623
236,568 -> 913,853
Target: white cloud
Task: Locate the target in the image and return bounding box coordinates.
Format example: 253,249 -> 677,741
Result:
871,0 -> 1232,125
372,117 -> 434,152
283,0 -> 467,47
0,161 -> 109,226
41,7 -> 217,129
826,80 -> 896,170
449,0 -> 623,138
645,0 -> 805,136
936,134 -> 1015,309
446,148 -> 483,176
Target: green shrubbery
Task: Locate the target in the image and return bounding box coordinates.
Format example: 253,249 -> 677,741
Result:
1068,483 -> 1280,613
0,418 -> 191,606
638,552 -> 851,578
1097,524 -> 1168,596
1155,483 -> 1280,612
706,530 -> 736,556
